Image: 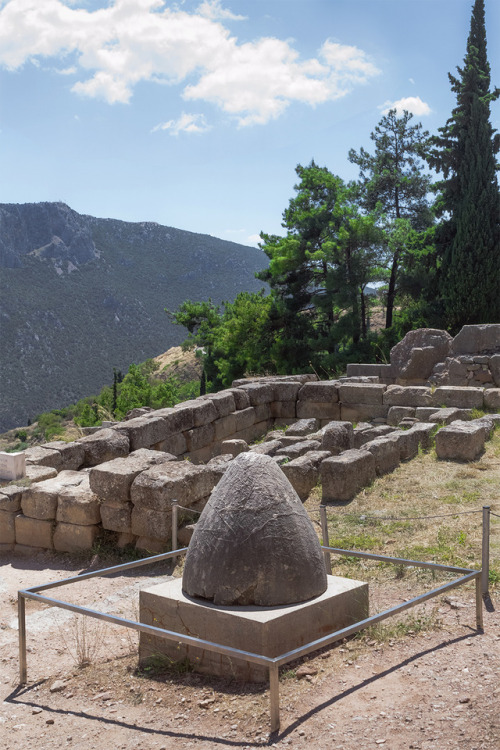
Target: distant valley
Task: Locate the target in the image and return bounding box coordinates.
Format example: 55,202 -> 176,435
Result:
0,202 -> 267,432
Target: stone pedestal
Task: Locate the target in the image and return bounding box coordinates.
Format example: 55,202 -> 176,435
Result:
139,575 -> 368,682
0,451 -> 26,481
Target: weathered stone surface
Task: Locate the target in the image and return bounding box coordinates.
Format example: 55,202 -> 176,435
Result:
297,401 -> 341,420
339,404 -> 388,422
177,523 -> 196,547
431,386 -> 483,409
228,388 -> 250,410
276,440 -> 321,459
415,406 -> 442,421
321,449 -> 376,503
179,398 -> 217,427
392,429 -> 420,461
113,415 -> 171,451
249,439 -> 283,456
297,381 -> 339,402
383,385 -> 433,407
490,354 -> 500,387
25,465 -> 58,483
270,400 -> 297,419
321,421 -> 354,455
353,425 -> 395,448
271,381 -> 302,402
220,439 -> 249,457
213,414 -> 237,442
339,383 -> 386,404
53,522 -> 100,552
43,441 -> 85,471
24,445 -> 63,470
280,450 -> 330,501
235,383 -> 274,406
390,328 -> 452,379
153,433 -> 187,455
131,462 -> 218,510
484,388 -> 500,410
21,471 -> 83,520
15,514 -> 54,548
435,421 -> 486,461
406,422 -> 436,451
182,452 -> 327,606
131,507 -> 172,540
56,475 -> 101,525
206,454 -> 233,479
78,428 -> 130,467
185,423 -> 216,453
361,436 -> 400,475
429,407 -> 472,424
387,406 -> 416,425
135,536 -> 167,553
451,324 -> 500,355
233,407 -> 256,431
100,501 -> 133,532
89,449 -> 176,503
0,485 -> 23,512
0,510 -> 17,544
285,419 -> 319,437
200,390 -> 236,417
154,406 -> 195,435
253,403 -> 273,422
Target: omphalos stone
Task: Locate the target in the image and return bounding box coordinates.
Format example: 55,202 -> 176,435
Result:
182,452 -> 327,606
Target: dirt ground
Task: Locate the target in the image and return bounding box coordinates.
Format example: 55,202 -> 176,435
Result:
1,546 -> 499,750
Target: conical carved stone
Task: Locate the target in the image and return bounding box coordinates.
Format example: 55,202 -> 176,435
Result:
182,452 -> 327,606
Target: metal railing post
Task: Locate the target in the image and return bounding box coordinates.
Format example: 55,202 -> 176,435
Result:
481,506 -> 490,597
269,662 -> 280,734
475,575 -> 483,631
18,593 -> 27,684
171,499 -> 178,557
319,505 -> 332,575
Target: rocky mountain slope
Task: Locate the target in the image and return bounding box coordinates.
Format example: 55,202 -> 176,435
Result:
0,202 -> 267,431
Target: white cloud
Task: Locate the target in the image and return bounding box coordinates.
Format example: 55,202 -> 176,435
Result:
247,233 -> 261,246
152,112 -> 211,135
380,96 -> 431,116
0,0 -> 380,125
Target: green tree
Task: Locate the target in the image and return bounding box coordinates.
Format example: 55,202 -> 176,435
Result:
428,0 -> 500,330
349,110 -> 433,328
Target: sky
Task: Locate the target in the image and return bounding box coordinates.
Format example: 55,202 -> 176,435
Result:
0,0 -> 499,246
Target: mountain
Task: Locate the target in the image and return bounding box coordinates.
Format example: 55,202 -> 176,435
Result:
0,202 -> 268,432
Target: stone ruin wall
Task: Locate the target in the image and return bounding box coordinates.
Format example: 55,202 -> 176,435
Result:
1,324 -> 499,556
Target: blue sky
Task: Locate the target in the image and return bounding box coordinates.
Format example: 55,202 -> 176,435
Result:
0,0 -> 499,246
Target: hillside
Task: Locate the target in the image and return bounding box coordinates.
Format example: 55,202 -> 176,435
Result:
0,202 -> 267,431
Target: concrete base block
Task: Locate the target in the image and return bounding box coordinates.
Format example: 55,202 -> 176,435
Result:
139,575 -> 368,682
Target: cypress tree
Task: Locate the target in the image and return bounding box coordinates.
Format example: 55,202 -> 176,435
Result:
429,0 -> 500,330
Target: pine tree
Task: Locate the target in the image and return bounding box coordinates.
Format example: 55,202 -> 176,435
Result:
429,0 -> 500,330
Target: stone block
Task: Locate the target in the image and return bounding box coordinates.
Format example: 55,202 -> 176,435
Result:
100,501 -> 133,532
89,449 -> 175,503
0,451 -> 26,481
361,436 -> 400,475
53,522 -> 100,552
131,462 -> 218,510
212,414 -> 236,442
429,408 -> 472,425
392,430 -> 420,461
253,403 -> 272,422
233,407 -> 256,431
451,324 -> 500,355
135,536 -> 169,553
297,381 -> 339,403
406,422 -> 436,451
139,575 -> 368,683
78,428 -> 130,467
179,399 -> 217,427
387,406 -> 416,425
285,419 -> 319,437
249,439 -> 283,456
297,401 -> 341,420
177,524 -> 196,547
228,388 -> 250,410
321,449 -> 376,502
201,391 -> 237,417
435,421 -> 486,461
346,363 -> 395,380
415,407 -> 442,421
220,439 -> 249,457
271,381 -> 302,402
340,404 -> 388,422
131,507 -> 172,540
0,485 -> 23,512
0,510 -> 17,544
391,328 -> 452,378
25,465 -> 58,483
43,441 -> 85,471
490,354 -> 500,387
15,514 -> 54,548
321,421 -> 354,455
353,425 -> 395,448
154,406 -> 196,436
339,383 -> 386,404
185,423 -> 216,452
56,476 -> 101,525
232,421 -> 271,445
276,440 -> 321,459
206,454 -> 233,478
24,446 -> 62,470
236,383 -> 274,406
114,416 -> 171,451
432,386 -> 483,409
484,388 -> 500,410
270,401 -> 296,419
280,451 -> 329,500
21,470 -> 83,520
383,385 -> 433,407
116,532 -> 136,548
153,433 -> 187,455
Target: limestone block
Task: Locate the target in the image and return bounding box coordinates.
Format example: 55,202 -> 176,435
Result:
15,514 -> 54,548
212,414 -> 237,442
206,454 -> 233,479
387,406 -> 416,425
321,449 -> 376,502
320,421 -> 354,455
297,401 -> 341,420
393,430 -> 420,461
78,428 -> 129,467
340,404 -> 388,422
185,423 -> 216,452
361,436 -> 400,475
43,441 -> 85,471
383,385 -> 433,407
432,386 -> 483,409
484,388 -> 500,410
0,452 -> 26,481
154,406 -> 196,436
228,388 -> 250,410
201,390 -> 236,417
56,476 -> 101,526
131,507 -> 172,540
24,445 -> 63,470
131,462 -> 218,510
116,532 -> 137,548
233,407 -> 256,431
25,465 -> 58,483
416,407 -> 442,421
353,425 -> 395,448
0,485 -> 23,512
435,421 -> 486,461
21,470 -> 83,520
89,448 -> 175,503
280,451 -> 330,501
276,440 -> 321,459
178,398 -> 217,427
473,416 -> 496,440
249,439 -> 283,456
339,383 -> 386,404
490,354 -> 500,387
253,403 -> 273,422
270,401 -> 297,419
100,501 -> 133,532
236,383 -> 274,406
232,420 -> 272,445
177,524 -> 196,547
53,522 -> 100,552
390,328 -> 452,378
297,381 -> 339,403
406,422 -> 436,451
134,536 -> 166,553
429,408 -> 472,425
152,433 -> 187,455
285,419 -> 319,437
114,415 -> 171,451
0,510 -> 17,544
451,324 -> 500,355
272,381 -> 302,402
220,439 -> 249,457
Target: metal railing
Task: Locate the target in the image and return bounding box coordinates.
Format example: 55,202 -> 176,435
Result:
18,542 -> 484,734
